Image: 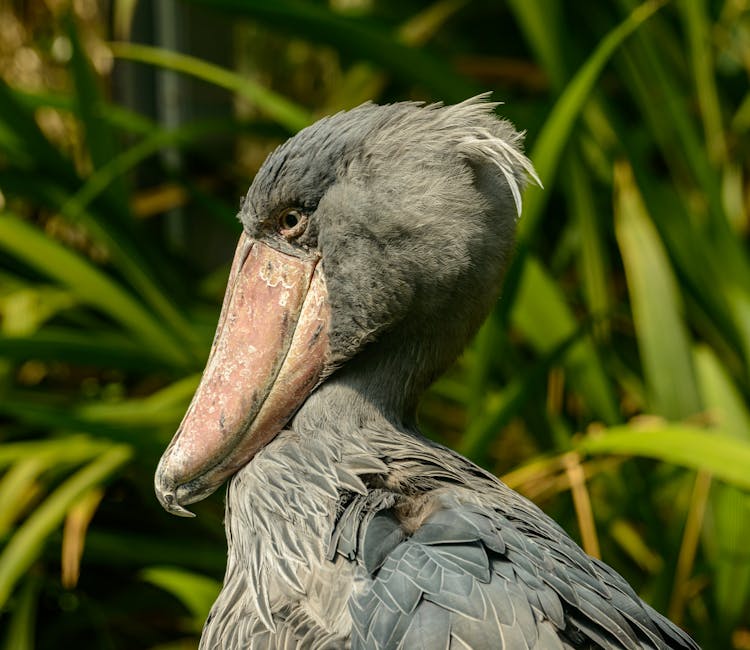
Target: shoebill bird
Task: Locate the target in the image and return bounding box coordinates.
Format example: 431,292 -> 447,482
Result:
155,97 -> 699,649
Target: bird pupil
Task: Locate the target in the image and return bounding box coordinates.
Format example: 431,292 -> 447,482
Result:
284,212 -> 299,228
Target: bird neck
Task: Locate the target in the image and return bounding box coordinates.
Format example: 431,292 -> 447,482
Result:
293,318 -> 446,436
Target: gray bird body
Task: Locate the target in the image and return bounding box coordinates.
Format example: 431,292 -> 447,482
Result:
155,98 -> 700,649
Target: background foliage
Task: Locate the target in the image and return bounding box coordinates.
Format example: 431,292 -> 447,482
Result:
0,0 -> 749,648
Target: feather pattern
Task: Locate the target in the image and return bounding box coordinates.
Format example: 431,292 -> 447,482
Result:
199,422 -> 699,649
187,98 -> 699,649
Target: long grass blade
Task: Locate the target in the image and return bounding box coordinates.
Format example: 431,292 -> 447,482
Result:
512,256 -> 620,424
677,0 -> 727,165
520,0 -> 666,239
614,162 -> 701,419
140,566 -> 221,632
109,42 -> 312,132
578,425 -> 750,490
184,0 -> 478,103
0,445 -> 132,607
323,0 -> 469,112
67,15 -> 130,221
694,345 -> 750,632
0,213 -> 189,366
1,577 -> 38,650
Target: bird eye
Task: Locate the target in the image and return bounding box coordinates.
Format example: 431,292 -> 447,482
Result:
278,209 -> 308,239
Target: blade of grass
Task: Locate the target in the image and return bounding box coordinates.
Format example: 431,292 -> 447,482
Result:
0,213 -> 189,367
563,451 -> 600,558
694,345 -> 750,631
61,488 -> 104,589
0,458 -> 45,536
506,0 -> 567,88
567,153 -> 612,340
0,437 -> 115,469
323,0 -> 469,112
0,444 -> 132,607
184,0 -> 479,103
0,80 -> 78,185
84,530 -> 226,574
519,0 -> 666,239
614,161 -> 701,419
669,470 -> 711,624
617,0 -> 727,228
677,0 -> 727,165
0,376 -> 199,441
11,87 -> 157,135
1,577 -> 38,650
140,566 -> 221,632
67,15 -> 131,221
459,325 -> 589,459
512,256 -> 620,424
499,0 -> 666,346
109,42 -> 312,132
577,425 -> 750,490
0,328 -> 167,370
59,119 -> 245,352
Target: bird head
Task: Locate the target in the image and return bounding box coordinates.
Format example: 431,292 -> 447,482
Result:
155,96 -> 539,516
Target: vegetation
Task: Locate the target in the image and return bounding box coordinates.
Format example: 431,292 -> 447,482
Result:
0,0 -> 749,648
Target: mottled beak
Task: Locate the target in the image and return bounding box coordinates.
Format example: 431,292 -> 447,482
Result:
155,233 -> 330,516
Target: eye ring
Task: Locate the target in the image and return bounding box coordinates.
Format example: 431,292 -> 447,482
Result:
278,209 -> 308,239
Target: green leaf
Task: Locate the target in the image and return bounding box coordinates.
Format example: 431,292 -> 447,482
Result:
0,328 -> 166,370
0,213 -> 189,367
59,120 -> 240,353
617,0 -> 727,228
677,0 -> 726,165
0,287 -> 76,336
0,445 -> 132,607
693,345 -> 750,631
0,79 -> 78,185
323,0 -> 469,112
11,86 -> 157,135
184,0 -> 478,103
512,256 -> 620,424
506,0 -> 567,89
578,425 -> 750,490
1,577 -> 38,650
567,153 -> 612,339
0,458 -> 46,537
614,162 -> 701,419
140,566 -> 221,632
459,327 -> 585,460
109,42 -> 312,132
519,0 -> 665,239
0,437 -> 115,469
67,15 -> 131,219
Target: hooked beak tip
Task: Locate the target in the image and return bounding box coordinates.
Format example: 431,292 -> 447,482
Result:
155,473 -> 196,518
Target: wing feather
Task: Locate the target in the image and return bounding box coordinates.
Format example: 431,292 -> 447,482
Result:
344,492 -> 698,650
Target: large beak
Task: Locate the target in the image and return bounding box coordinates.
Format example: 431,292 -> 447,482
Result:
155,233 -> 329,516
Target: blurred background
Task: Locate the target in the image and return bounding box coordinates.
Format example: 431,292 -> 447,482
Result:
0,0 -> 749,648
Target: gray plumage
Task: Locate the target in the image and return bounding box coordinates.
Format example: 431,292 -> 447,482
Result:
187,97 -> 699,649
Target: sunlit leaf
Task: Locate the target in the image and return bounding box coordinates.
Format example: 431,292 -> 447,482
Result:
614,162 -> 701,419
184,0 -> 478,102
141,566 -> 221,632
578,425 -> 750,490
520,0 -> 665,239
694,345 -> 750,631
512,256 -> 620,424
1,577 -> 38,650
0,212 -> 189,367
109,42 -> 312,132
0,445 -> 132,607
